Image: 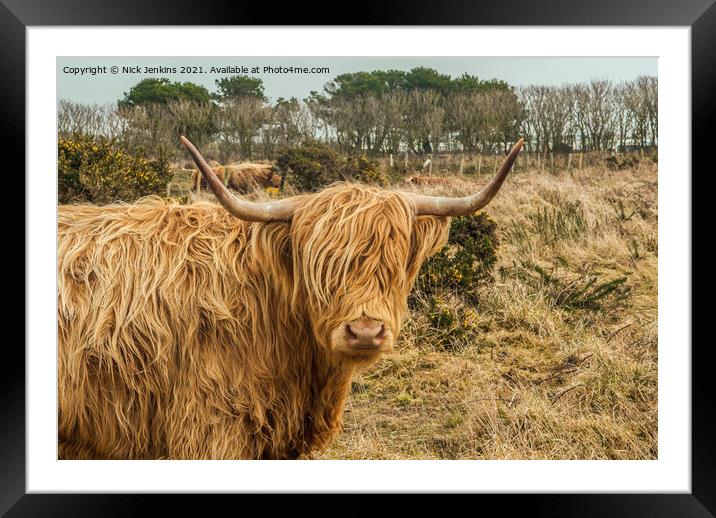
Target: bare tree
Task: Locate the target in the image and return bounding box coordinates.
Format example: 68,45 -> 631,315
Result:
380,91 -> 409,155
519,85 -> 551,153
218,97 -> 267,161
446,91 -> 484,152
572,79 -> 618,151
58,101 -> 124,139
406,90 -> 445,153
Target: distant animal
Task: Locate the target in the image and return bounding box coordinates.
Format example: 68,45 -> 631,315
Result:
404,175 -> 453,187
193,166 -> 226,191
57,136 -> 523,460
193,163 -> 281,194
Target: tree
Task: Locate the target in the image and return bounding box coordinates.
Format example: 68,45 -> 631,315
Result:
324,71 -> 397,99
519,85 -> 551,153
118,78 -> 212,108
57,100 -> 124,139
445,91 -> 485,152
215,75 -> 267,101
484,88 -> 525,152
379,91 -> 409,155
572,79 -> 617,151
452,74 -> 511,94
403,67 -> 452,95
406,90 -> 445,153
217,96 -> 267,160
260,97 -> 306,157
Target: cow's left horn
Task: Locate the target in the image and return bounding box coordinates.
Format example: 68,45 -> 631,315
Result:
408,139 -> 524,217
180,136 -> 297,222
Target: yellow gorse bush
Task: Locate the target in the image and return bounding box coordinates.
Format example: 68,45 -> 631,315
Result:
59,134 -> 172,204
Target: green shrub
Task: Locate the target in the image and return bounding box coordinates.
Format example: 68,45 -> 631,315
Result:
606,198 -> 636,222
275,142 -> 345,192
501,260 -> 632,314
414,293 -> 489,352
529,201 -> 587,244
276,142 -> 384,191
415,213 -> 499,302
344,155 -> 387,185
58,134 -> 172,204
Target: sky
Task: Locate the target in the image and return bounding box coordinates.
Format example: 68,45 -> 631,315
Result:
57,56 -> 657,105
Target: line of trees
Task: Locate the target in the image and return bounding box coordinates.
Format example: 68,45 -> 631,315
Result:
57,69 -> 658,162
519,76 -> 657,153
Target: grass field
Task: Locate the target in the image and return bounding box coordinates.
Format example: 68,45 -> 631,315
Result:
179,156 -> 658,460
315,160 -> 658,460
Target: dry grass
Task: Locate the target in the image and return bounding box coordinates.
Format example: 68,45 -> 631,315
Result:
317,160 -> 658,460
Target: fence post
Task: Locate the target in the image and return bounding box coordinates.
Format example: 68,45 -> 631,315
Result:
166,182 -> 172,198
567,153 -> 573,169
550,151 -> 554,172
404,151 -> 409,168
389,153 -> 394,168
459,154 -> 464,176
537,153 -> 541,172
478,156 -> 482,175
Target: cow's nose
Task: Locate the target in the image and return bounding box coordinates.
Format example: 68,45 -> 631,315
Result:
345,318 -> 385,349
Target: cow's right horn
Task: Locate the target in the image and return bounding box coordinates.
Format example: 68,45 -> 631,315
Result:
180,136 -> 297,222
407,139 -> 524,217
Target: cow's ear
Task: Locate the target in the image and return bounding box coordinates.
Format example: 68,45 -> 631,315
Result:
406,215 -> 450,284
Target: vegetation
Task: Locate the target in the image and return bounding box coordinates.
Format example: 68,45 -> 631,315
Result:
415,214 -> 499,302
58,134 -> 172,204
118,78 -> 213,108
215,75 -> 267,101
58,71 -> 658,163
275,141 -> 386,192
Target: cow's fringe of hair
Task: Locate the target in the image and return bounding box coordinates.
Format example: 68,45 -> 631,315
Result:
58,184 -> 449,459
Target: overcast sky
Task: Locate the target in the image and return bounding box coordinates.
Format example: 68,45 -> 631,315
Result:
57,56 -> 657,105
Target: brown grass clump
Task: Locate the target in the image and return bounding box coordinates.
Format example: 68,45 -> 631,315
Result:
316,161 -> 657,460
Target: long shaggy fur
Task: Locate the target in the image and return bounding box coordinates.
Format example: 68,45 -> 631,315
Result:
58,183 -> 449,459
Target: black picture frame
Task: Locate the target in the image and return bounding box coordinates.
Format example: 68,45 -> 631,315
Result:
6,0 -> 710,514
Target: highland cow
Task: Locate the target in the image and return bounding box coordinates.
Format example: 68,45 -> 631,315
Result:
57,136 -> 523,459
404,175 -> 454,187
193,163 -> 281,194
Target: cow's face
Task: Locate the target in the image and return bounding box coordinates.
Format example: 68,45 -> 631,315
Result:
290,184 -> 450,360
180,135 -> 521,360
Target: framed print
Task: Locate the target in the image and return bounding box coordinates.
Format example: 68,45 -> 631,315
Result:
7,0 -> 711,514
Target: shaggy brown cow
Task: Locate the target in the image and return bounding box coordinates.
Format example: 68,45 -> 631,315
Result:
193,166 -> 226,191
57,136 -> 523,460
193,163 -> 281,194
404,175 -> 454,187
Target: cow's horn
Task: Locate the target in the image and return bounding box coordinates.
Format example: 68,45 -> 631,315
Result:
180,136 -> 297,222
408,139 -> 524,217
